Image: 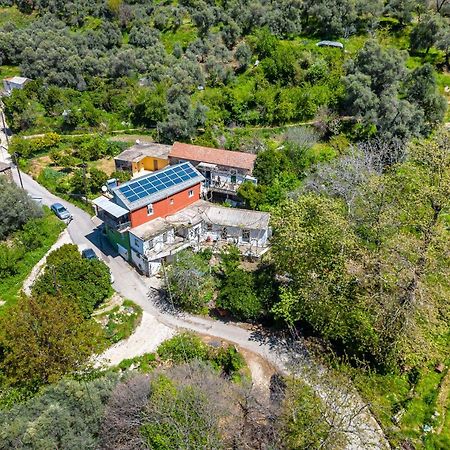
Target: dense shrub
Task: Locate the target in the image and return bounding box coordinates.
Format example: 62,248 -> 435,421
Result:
0,373 -> 120,450
0,176 -> 43,239
164,250 -> 215,313
32,244 -> 112,317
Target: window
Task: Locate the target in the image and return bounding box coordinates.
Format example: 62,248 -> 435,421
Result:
188,189 -> 194,198
147,204 -> 154,216
170,198 -> 174,205
206,223 -> 213,231
221,227 -> 228,239
134,237 -> 140,247
242,229 -> 250,243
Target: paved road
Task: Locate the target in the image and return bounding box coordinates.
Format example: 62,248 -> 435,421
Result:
0,119 -> 389,449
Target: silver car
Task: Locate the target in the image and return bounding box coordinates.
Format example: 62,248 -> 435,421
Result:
51,202 -> 71,221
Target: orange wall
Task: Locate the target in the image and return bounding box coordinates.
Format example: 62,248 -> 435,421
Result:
130,183 -> 201,228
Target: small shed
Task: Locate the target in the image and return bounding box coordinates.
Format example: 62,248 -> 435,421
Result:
3,76 -> 31,95
316,41 -> 344,49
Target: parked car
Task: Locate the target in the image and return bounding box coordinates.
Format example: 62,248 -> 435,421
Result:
50,202 -> 71,221
81,248 -> 98,260
80,247 -> 114,283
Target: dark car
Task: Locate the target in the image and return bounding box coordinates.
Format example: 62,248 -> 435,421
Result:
50,202 -> 71,220
81,248 -> 98,260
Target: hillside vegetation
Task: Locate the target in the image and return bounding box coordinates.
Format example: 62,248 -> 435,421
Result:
0,1 -> 450,449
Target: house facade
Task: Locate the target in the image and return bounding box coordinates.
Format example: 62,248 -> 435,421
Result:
168,142 -> 258,198
114,141 -> 171,176
93,162 -> 270,277
93,162 -> 204,259
129,200 -> 270,276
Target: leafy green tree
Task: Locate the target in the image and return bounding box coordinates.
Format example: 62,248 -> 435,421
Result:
165,250 -> 215,313
217,267 -> 262,321
253,147 -> 291,185
0,294 -> 104,387
132,84 -> 168,127
32,244 -> 111,317
406,64 -> 447,132
436,24 -> 450,67
410,13 -> 443,53
0,176 -> 43,240
157,332 -> 209,364
271,195 -> 378,360
216,246 -> 262,321
280,379 -> 347,450
344,40 -> 444,140
89,167 -> 109,193
141,374 -> 222,448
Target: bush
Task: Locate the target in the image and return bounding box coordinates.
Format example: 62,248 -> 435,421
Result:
0,294 -> 105,387
0,373 -> 119,449
216,267 -> 263,321
0,243 -> 24,278
157,333 -> 209,364
0,177 -> 43,239
165,250 -> 215,313
32,244 -> 112,317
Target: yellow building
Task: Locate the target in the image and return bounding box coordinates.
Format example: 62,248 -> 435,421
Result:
114,141 -> 171,176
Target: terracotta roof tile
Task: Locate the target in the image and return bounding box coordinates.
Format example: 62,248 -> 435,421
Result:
169,142 -> 256,172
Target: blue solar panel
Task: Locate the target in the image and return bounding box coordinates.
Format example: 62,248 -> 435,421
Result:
118,163 -> 200,204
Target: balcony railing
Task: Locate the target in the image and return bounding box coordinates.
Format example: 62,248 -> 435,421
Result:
98,211 -> 131,232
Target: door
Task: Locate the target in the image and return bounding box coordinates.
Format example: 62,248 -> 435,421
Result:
117,244 -> 129,261
153,160 -> 158,171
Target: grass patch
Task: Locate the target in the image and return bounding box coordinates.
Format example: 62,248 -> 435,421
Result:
161,21 -> 197,53
0,6 -> 35,28
0,208 -> 65,313
118,352 -> 158,373
99,299 -> 143,344
0,65 -> 21,78
345,360 -> 450,449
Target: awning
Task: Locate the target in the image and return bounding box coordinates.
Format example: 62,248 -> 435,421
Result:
198,162 -> 218,170
92,196 -> 129,218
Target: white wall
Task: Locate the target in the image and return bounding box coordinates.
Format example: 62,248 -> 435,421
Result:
202,224 -> 268,247
131,249 -> 149,275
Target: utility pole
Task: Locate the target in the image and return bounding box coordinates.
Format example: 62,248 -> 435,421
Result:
0,101 -> 9,146
82,162 -> 88,204
13,152 -> 24,189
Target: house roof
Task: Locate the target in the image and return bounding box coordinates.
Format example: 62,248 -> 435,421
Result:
129,217 -> 173,241
169,142 -> 256,172
4,76 -> 30,85
115,142 -> 172,163
92,196 -> 129,218
112,162 -> 204,211
166,200 -> 270,231
205,205 -> 270,230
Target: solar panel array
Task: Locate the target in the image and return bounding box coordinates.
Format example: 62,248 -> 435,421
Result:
118,163 -> 199,204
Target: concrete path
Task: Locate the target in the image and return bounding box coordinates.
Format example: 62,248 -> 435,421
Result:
97,311 -> 174,367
